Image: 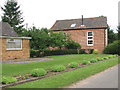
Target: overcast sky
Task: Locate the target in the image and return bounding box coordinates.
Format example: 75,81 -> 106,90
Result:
0,0 -> 119,32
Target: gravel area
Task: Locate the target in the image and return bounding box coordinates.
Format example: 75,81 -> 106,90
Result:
2,58 -> 53,64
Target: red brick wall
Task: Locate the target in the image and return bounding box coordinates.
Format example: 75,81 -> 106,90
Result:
54,29 -> 106,53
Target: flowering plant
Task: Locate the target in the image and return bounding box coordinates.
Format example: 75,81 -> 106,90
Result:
85,50 -> 89,54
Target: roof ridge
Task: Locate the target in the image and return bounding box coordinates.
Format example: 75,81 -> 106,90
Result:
56,16 -> 107,21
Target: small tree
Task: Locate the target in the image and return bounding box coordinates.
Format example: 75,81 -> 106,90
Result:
49,31 -> 67,49
21,27 -> 50,50
65,39 -> 81,49
1,0 -> 24,34
49,31 -> 81,50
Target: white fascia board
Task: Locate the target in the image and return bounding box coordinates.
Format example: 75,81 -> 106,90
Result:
0,36 -> 32,39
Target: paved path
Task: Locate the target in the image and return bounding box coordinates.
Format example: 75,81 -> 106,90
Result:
67,64 -> 119,88
2,58 -> 53,64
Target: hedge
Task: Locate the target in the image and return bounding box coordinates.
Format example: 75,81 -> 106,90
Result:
103,40 -> 120,55
30,49 -> 94,58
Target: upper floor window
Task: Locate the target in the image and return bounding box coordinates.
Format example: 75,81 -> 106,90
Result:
87,31 -> 93,46
6,39 -> 22,50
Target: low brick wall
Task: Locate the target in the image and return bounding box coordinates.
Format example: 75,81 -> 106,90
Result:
1,38 -> 30,60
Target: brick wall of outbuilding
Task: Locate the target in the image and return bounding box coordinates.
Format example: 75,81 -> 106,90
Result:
1,38 -> 30,60
54,28 -> 107,53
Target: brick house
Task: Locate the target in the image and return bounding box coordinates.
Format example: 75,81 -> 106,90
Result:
50,16 -> 108,53
0,22 -> 31,60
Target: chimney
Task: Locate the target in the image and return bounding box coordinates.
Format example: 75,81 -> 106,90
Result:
82,15 -> 83,25
80,15 -> 86,28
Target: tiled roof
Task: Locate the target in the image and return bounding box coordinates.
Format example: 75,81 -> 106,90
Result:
0,22 -> 18,37
51,16 -> 107,30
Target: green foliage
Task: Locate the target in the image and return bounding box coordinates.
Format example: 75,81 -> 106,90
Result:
113,55 -> 117,57
22,28 -> 72,50
1,0 -> 24,34
108,26 -> 118,44
68,62 -> 79,68
92,49 -> 98,54
52,65 -> 66,72
103,57 -> 108,60
49,31 -> 68,49
2,76 -> 17,84
82,60 -> 90,65
108,55 -> 114,58
44,49 -> 77,56
49,31 -> 81,49
90,59 -> 98,63
103,40 -> 120,55
65,40 -> 81,49
21,27 -> 50,50
118,26 -> 120,40
30,50 -> 44,57
30,49 -> 94,57
97,57 -> 103,61
31,68 -> 47,77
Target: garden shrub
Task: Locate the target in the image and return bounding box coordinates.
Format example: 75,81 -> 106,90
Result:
44,49 -> 77,56
30,50 -> 42,57
31,68 -> 47,77
82,60 -> 90,65
103,57 -> 108,60
90,59 -> 98,63
97,57 -> 104,61
79,49 -> 94,54
68,62 -> 79,68
108,55 -> 114,58
88,49 -> 94,54
112,55 -> 117,57
2,76 -> 17,84
65,40 -> 81,49
30,49 -> 94,58
92,49 -> 98,54
52,65 -> 66,72
103,40 -> 120,55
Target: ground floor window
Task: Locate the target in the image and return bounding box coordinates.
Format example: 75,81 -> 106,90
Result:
6,39 -> 22,50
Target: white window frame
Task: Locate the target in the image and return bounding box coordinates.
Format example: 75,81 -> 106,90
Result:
6,39 -> 22,50
87,31 -> 93,46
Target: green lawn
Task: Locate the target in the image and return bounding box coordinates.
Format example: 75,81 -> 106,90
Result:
2,54 -> 111,76
12,57 -> 119,88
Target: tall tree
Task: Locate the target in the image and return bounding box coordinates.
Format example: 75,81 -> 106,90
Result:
118,25 -> 120,40
108,25 -> 117,44
1,0 -> 24,34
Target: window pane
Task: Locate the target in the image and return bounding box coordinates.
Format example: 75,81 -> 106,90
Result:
88,40 -> 93,44
7,39 -> 22,49
88,37 -> 93,39
88,32 -> 93,36
71,24 -> 76,27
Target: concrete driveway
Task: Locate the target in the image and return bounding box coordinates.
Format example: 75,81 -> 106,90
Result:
67,64 -> 119,88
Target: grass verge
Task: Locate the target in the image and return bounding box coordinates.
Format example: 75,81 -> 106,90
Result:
12,57 -> 119,88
